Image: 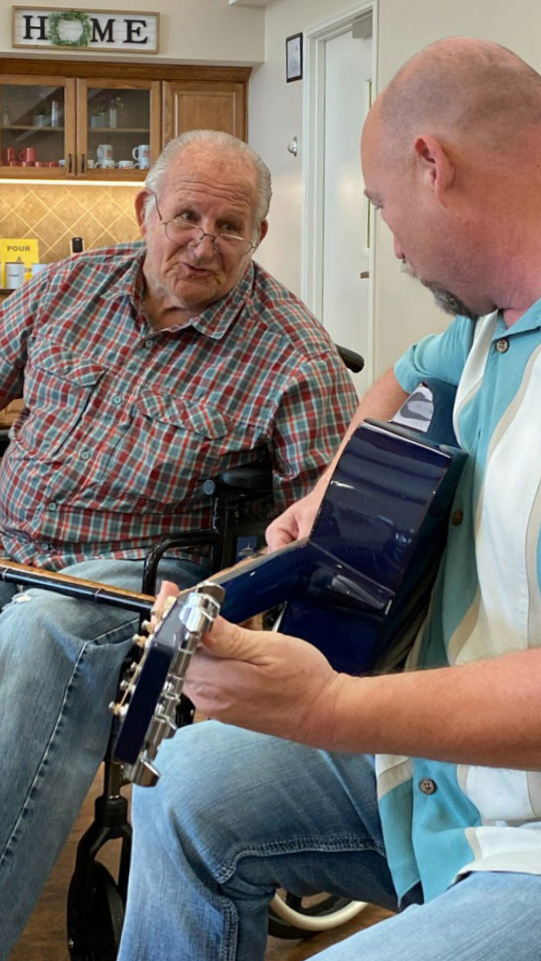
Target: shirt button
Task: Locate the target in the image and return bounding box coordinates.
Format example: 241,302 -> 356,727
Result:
451,508 -> 464,526
48,502 -> 57,511
144,338 -> 153,348
419,778 -> 437,795
41,543 -> 51,552
81,449 -> 91,461
112,394 -> 123,405
495,338 -> 509,353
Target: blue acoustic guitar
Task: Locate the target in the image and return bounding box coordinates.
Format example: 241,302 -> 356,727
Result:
108,379 -> 467,786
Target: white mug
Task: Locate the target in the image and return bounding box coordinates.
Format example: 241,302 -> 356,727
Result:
5,262 -> 26,288
87,159 -> 95,169
97,144 -> 114,162
132,144 -> 150,168
95,159 -> 115,169
117,160 -> 135,169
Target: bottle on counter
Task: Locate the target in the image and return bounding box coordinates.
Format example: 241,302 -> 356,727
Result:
70,237 -> 84,255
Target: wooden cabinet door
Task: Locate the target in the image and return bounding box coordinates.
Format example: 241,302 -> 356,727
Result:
76,77 -> 160,179
0,75 -> 76,178
162,81 -> 246,145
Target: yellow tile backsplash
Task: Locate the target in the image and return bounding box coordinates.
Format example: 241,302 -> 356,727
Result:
0,183 -> 141,264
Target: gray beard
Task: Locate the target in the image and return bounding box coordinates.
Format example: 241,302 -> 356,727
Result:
423,281 -> 480,322
402,263 -> 480,322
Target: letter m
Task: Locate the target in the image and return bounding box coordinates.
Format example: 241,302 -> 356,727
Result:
91,18 -> 115,43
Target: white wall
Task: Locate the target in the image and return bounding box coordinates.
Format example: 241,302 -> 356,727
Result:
0,0 -> 264,64
249,0 -> 541,380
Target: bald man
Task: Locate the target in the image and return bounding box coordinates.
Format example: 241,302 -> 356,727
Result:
118,39 -> 541,961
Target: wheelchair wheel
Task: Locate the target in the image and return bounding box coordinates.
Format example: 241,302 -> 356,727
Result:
67,862 -> 124,961
268,889 -> 368,940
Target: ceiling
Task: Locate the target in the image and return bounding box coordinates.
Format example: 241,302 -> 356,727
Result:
228,0 -> 274,7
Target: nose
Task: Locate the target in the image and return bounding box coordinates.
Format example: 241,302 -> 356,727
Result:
189,232 -> 218,256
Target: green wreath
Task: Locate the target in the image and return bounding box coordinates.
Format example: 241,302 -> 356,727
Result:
47,10 -> 92,48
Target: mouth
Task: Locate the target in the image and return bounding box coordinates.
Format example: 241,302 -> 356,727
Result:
177,261 -> 216,278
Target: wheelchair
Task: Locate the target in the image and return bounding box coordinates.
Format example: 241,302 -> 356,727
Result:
0,344 -> 367,960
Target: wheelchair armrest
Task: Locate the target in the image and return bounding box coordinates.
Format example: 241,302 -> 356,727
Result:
203,461 -> 273,495
336,344 -> 365,374
142,529 -> 221,595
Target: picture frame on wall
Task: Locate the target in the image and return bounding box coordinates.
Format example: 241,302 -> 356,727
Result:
286,32 -> 303,82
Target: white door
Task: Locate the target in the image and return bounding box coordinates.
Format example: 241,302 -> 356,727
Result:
303,7 -> 375,397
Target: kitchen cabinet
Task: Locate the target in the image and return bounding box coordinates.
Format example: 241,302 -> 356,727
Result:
0,59 -> 251,181
163,80 -> 246,143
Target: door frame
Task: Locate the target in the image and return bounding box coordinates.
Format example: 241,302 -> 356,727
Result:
301,1 -> 378,388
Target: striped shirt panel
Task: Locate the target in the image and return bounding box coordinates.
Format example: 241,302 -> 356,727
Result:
0,243 -> 358,569
381,304 -> 541,902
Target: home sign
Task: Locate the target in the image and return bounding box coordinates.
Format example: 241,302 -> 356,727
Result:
12,6 -> 159,53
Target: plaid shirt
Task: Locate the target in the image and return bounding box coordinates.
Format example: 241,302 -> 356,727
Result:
0,243 -> 358,570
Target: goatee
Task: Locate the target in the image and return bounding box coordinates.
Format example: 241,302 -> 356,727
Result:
401,263 -> 480,322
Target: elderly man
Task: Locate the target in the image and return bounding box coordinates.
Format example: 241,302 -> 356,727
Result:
0,130 -> 357,958
117,39 -> 541,961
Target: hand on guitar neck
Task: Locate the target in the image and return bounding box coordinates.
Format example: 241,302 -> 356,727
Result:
153,579 -> 342,746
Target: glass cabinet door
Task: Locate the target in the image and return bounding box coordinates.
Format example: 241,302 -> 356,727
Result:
78,80 -> 160,179
0,78 -> 75,176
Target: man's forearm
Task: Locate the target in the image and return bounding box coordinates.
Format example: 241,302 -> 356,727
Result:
319,648 -> 541,769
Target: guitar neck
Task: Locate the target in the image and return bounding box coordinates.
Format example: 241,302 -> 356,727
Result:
0,542 -> 309,621
0,561 -> 155,614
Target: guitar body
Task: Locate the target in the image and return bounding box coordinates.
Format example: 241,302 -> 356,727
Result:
217,381 -> 465,674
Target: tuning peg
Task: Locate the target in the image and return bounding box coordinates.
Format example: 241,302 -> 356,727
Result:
132,633 -> 148,647
127,756 -> 161,787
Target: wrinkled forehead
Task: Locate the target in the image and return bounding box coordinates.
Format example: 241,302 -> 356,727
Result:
160,146 -> 258,217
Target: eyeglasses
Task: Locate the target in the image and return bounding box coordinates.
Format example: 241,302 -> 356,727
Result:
152,194 -> 257,257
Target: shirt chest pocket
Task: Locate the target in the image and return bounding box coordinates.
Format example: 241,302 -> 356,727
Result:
122,392 -> 259,505
137,393 -> 232,439
19,340 -> 107,456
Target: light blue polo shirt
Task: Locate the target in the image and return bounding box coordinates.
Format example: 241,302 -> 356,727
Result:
379,302 -> 541,902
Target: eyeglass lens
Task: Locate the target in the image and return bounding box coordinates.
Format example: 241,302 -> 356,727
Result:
164,221 -> 252,254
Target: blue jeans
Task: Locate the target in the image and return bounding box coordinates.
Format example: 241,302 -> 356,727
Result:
118,721 -> 541,961
0,555 -> 209,961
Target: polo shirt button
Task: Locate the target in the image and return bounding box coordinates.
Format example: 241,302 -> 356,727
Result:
451,508 -> 464,526
419,778 -> 437,795
144,338 -> 153,348
495,338 -> 509,353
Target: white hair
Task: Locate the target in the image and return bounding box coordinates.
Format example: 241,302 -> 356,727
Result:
143,130 -> 272,236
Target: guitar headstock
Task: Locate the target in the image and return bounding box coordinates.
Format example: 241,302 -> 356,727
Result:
110,580 -> 225,786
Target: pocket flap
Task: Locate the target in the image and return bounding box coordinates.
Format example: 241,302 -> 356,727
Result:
30,340 -> 106,387
137,392 -> 232,438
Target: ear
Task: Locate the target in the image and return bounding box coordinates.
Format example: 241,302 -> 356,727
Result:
413,134 -> 454,204
257,219 -> 269,245
134,189 -> 151,233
